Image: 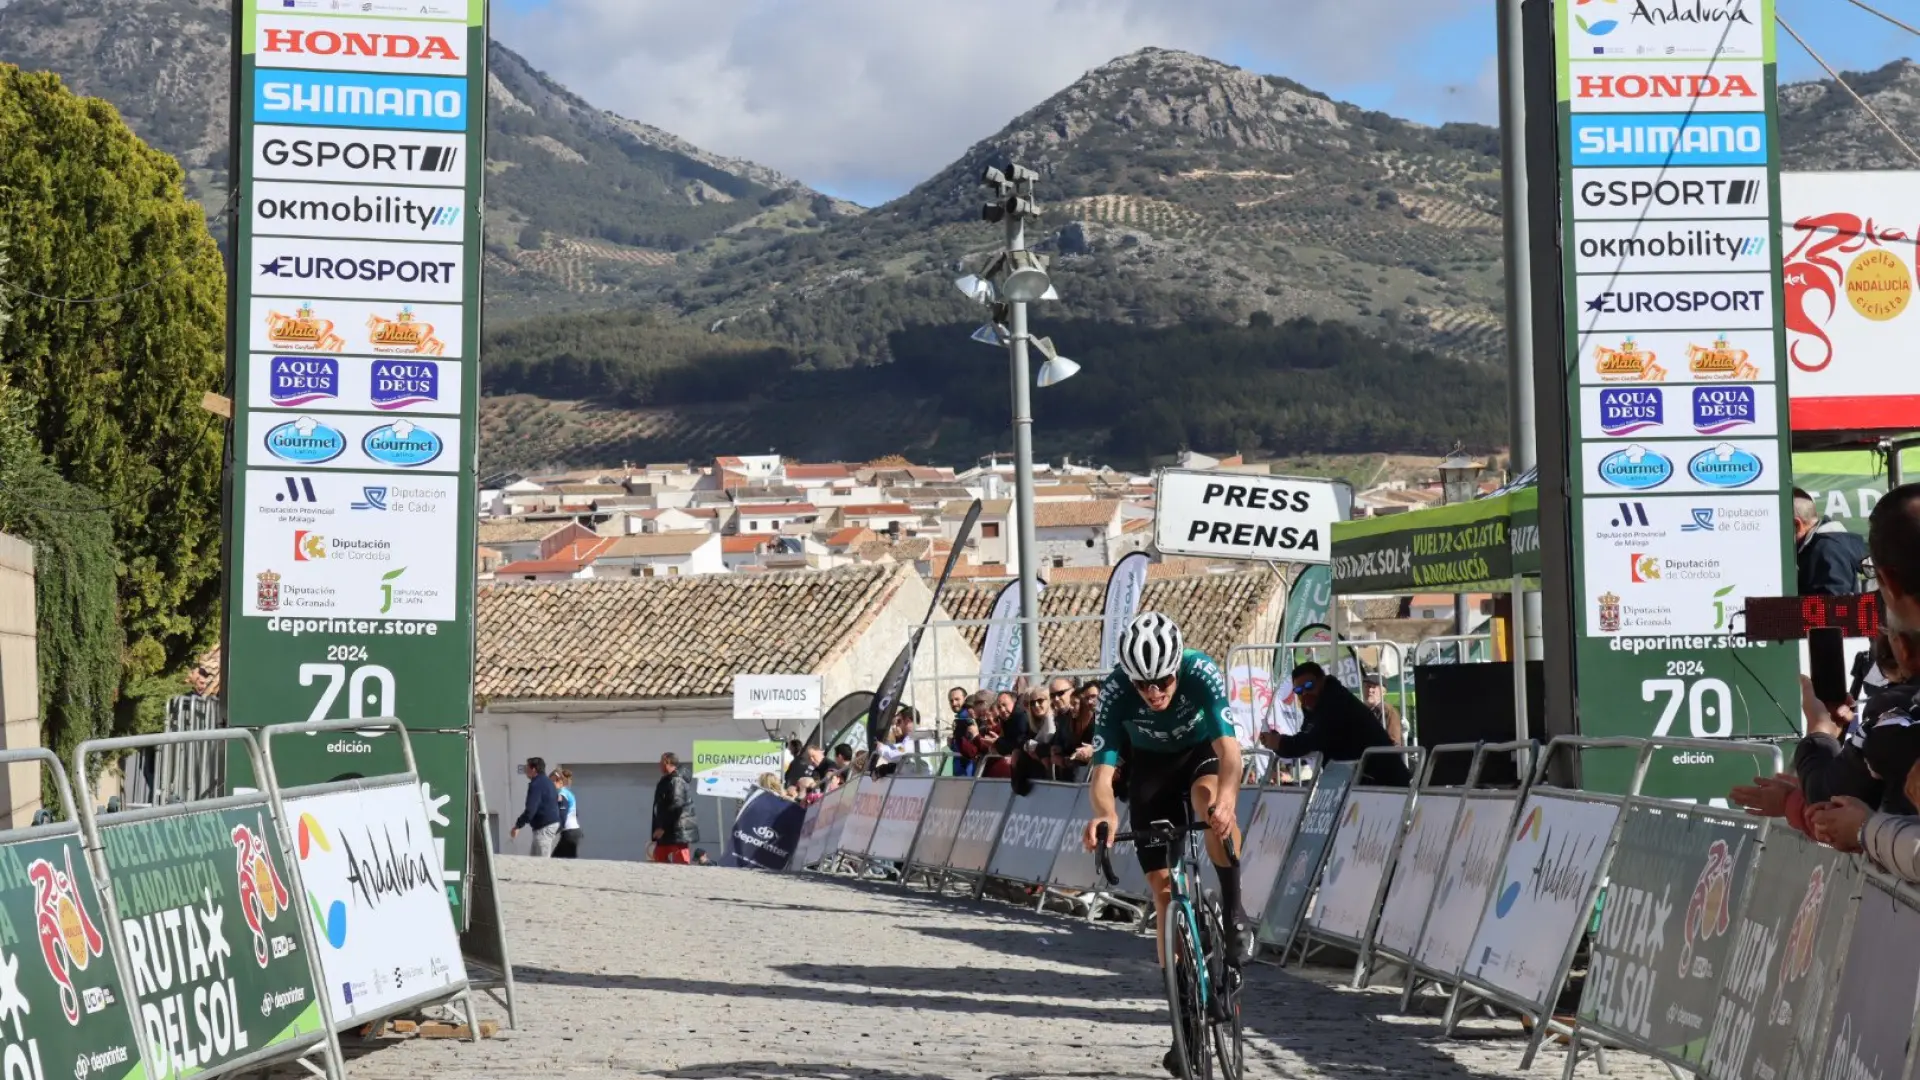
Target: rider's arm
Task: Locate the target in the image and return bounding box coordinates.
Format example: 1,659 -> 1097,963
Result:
1089,763 -> 1119,826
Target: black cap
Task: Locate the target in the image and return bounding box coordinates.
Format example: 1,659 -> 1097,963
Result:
1362,672 -> 1384,687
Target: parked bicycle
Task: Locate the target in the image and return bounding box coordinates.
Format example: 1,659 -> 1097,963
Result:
1096,820 -> 1243,1080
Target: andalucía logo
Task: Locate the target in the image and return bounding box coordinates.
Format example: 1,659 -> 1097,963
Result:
297,814 -> 350,949
1599,387 -> 1663,435
1634,0 -> 1754,28
1688,443 -> 1764,488
269,356 -> 339,407
1692,386 -> 1757,434
265,416 -> 348,464
256,70 -> 468,132
1598,445 -> 1674,490
362,419 -> 444,467
1573,0 -> 1621,35
1575,71 -> 1758,103
30,848 -> 106,1024
1494,806 -> 1545,917
370,359 -> 440,408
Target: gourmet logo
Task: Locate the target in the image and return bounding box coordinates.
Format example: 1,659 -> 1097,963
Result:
260,133 -> 461,177
1692,386 -> 1757,434
1573,114 -> 1767,166
256,192 -> 459,233
1575,71 -> 1757,102
1688,444 -> 1764,489
1599,387 -> 1663,435
269,356 -> 339,406
1598,445 -> 1675,490
257,71 -> 467,131
1579,176 -> 1764,210
1584,287 -> 1766,315
261,27 -> 460,61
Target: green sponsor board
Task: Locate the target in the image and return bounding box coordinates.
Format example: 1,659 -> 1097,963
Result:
0,833 -> 144,1080
1556,1 -> 1799,796
225,732 -> 471,924
1330,488 -> 1542,595
100,806 -> 324,1078
219,1 -> 487,732
691,741 -> 784,801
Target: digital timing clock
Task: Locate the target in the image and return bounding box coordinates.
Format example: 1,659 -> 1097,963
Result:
1742,593 -> 1881,642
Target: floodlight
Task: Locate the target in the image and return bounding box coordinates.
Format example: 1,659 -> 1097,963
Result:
982,166 -> 1007,187
990,250 -> 1051,304
954,274 -> 995,304
970,323 -> 1008,347
982,201 -> 1007,224
1033,336 -> 1080,387
1010,164 -> 1039,183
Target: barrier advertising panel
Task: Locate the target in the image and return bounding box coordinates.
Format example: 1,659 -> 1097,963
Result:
794,800 -> 823,867
1413,794 -> 1518,978
1199,789 -> 1261,896
222,0 -> 488,733
100,807 -> 327,1077
1259,761 -> 1356,950
1240,789 -> 1309,922
1048,785 -> 1100,891
724,790 -> 807,871
946,780 -> 1014,875
1812,877 -> 1920,1080
1555,0 -> 1798,801
1375,794 -> 1461,956
987,783 -> 1077,885
838,777 -> 889,858
869,778 -> 934,863
908,779 -> 973,871
283,780 -> 466,1023
0,833 -> 144,1080
1460,794 -> 1619,1007
1109,806 -> 1153,900
1701,827 -> 1861,1080
1574,804 -> 1760,1064
1308,790 -> 1411,942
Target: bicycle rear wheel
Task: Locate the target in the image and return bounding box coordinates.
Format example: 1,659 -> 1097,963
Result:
1163,902 -> 1211,1080
1211,963 -> 1243,1080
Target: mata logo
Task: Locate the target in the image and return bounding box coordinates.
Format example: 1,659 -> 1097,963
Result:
1784,213 -> 1916,373
1692,386 -> 1757,434
370,359 -> 439,409
1687,335 -> 1759,380
1679,839 -> 1735,978
269,356 -> 339,407
233,816 -> 294,967
367,306 -> 446,355
264,303 -> 346,353
1687,443 -> 1764,489
1593,337 -> 1667,381
1598,387 -> 1663,435
1597,445 -> 1674,490
30,848 -> 106,1025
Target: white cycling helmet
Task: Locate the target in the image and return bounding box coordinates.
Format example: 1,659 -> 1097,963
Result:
1119,612 -> 1183,683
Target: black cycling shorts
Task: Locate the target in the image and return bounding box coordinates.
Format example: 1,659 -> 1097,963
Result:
1126,743 -> 1220,874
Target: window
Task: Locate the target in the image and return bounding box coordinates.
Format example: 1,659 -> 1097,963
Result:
1051,556 -> 1067,569
630,568 -> 643,577
667,566 -> 680,576
983,523 -> 1001,538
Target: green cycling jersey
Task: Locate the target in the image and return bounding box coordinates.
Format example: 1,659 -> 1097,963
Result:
1090,648 -> 1236,767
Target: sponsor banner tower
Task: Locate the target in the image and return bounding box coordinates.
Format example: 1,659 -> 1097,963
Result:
1558,0 -> 1799,795
220,1 -> 486,915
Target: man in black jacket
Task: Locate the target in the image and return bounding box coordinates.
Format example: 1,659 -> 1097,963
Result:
510,756 -> 563,856
1795,487 -> 1868,596
1269,662 -> 1411,787
651,752 -> 698,864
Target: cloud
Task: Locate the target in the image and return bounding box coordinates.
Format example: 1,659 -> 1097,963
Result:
494,0 -> 1489,202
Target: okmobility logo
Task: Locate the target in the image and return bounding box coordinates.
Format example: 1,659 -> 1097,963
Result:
256,70 -> 468,132
256,191 -> 460,234
1577,227 -> 1767,266
1571,113 -> 1768,167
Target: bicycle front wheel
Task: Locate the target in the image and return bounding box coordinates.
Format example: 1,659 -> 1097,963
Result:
1163,902 -> 1211,1080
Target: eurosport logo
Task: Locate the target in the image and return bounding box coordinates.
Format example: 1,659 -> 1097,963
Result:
255,16 -> 467,76
1569,65 -> 1760,114
1573,221 -> 1768,274
1577,272 -> 1773,331
252,238 -> 465,303
252,181 -> 460,242
254,125 -> 464,187
1572,167 -> 1769,221
1571,113 -> 1767,167
256,70 -> 468,132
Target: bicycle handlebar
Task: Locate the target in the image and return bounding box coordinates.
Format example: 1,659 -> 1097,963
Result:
1093,819 -> 1239,888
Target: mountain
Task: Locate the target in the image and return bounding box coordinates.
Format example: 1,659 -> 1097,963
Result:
0,0 -> 859,320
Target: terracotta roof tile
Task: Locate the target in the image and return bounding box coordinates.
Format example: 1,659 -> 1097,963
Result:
939,570 -> 1282,673
476,564 -> 911,700
604,533 -> 714,558
738,503 -> 818,516
786,464 -> 853,481
722,536 -> 765,554
1034,500 -> 1121,529
838,503 -> 915,516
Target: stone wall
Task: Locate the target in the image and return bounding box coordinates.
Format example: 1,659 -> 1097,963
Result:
0,533 -> 40,826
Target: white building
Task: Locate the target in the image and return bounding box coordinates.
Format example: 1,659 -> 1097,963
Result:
474,564 -> 978,861
596,532 -> 725,578
941,499 -> 1016,571
736,503 -> 819,534
1034,499 -> 1123,570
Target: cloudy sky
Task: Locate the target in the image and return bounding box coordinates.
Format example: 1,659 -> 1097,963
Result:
495,0 -> 1917,206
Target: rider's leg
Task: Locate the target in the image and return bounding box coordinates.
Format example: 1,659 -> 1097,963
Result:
1190,775 -> 1247,958
1147,868 -> 1173,966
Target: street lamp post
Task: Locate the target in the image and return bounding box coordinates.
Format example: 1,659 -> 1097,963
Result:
957,164 -> 1076,685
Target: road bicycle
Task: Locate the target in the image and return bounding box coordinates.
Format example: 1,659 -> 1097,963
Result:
1096,820 -> 1243,1080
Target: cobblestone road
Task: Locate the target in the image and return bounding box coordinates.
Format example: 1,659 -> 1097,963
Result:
306,857 -> 1670,1080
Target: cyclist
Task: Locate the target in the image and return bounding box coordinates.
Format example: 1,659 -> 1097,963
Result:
1082,613 -> 1246,1060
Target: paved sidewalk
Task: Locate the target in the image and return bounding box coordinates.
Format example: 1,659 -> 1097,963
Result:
286,857 -> 1670,1080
